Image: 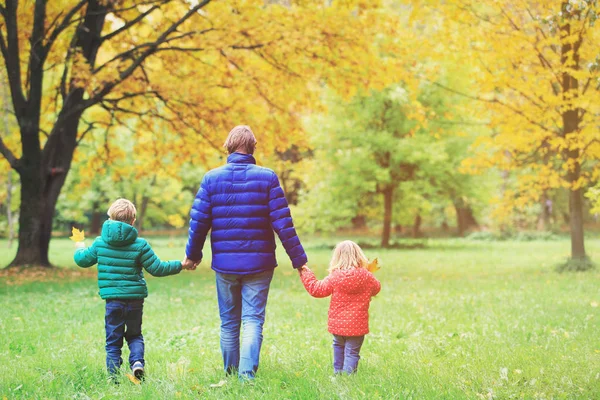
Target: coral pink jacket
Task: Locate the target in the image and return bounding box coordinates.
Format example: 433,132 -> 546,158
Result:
300,267 -> 381,336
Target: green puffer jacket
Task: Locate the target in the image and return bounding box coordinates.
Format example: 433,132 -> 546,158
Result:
74,220 -> 182,300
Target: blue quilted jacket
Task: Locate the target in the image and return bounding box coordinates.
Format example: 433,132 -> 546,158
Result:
185,152 -> 307,274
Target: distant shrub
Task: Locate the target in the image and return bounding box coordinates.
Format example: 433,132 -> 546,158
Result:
466,231 -> 560,242
464,231 -> 499,241
356,240 -> 426,250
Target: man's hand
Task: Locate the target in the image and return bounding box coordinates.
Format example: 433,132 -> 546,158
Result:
182,256 -> 200,270
297,264 -> 308,274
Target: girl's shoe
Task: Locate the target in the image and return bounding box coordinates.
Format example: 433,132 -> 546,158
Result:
132,361 -> 145,380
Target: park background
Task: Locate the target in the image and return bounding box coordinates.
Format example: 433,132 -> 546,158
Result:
1,0 -> 600,399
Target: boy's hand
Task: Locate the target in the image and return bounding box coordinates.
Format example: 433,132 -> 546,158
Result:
75,241 -> 86,249
182,256 -> 200,270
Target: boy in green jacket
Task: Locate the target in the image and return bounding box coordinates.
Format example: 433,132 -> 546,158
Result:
74,198 -> 183,381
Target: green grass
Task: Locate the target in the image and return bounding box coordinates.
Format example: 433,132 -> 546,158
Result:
1,237 -> 600,399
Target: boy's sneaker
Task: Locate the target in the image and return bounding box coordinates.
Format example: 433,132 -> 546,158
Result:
132,361 -> 145,380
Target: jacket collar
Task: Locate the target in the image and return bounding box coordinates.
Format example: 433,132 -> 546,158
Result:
227,152 -> 256,165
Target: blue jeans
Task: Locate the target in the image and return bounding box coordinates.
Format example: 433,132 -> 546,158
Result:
216,269 -> 274,379
105,299 -> 144,374
333,335 -> 365,374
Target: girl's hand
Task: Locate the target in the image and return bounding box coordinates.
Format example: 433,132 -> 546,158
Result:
298,265 -> 309,274
75,241 -> 86,249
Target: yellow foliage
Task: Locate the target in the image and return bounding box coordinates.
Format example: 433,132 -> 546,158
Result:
167,214 -> 185,229
422,0 -> 600,216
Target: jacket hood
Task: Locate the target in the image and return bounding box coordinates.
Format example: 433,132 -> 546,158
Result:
101,220 -> 138,246
227,152 -> 256,165
334,268 -> 366,294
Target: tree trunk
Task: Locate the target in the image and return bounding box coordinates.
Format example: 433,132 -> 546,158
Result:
381,186 -> 393,248
352,215 -> 367,230
138,195 -> 150,233
537,192 -> 551,231
569,186 -> 586,259
7,170 -> 14,247
560,10 -> 586,261
90,203 -> 103,235
454,200 -> 479,236
137,176 -> 156,233
9,103 -> 83,267
441,219 -> 449,233
1,71 -> 14,247
412,214 -> 422,238
10,157 -> 47,266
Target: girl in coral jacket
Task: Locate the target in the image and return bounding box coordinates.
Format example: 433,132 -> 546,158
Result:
299,240 -> 381,374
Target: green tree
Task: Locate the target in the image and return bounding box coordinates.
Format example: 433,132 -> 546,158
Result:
299,82 -> 479,246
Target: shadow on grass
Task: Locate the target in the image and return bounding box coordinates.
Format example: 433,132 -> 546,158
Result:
0,266 -> 95,286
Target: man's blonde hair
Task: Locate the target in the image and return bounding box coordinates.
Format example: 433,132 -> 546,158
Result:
329,240 -> 369,272
224,125 -> 257,154
107,198 -> 137,224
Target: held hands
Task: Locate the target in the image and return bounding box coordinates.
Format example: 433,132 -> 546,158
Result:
297,264 -> 309,275
182,256 -> 200,271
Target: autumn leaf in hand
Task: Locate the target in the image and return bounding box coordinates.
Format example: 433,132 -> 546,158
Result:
69,227 -> 85,242
367,258 -> 380,273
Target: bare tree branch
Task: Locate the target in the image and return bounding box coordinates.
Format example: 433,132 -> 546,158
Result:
100,2 -> 168,43
0,136 -> 18,169
27,0 -> 50,115
428,80 -> 557,134
93,29 -> 214,75
42,0 -> 87,56
76,118 -> 96,146
0,2 -> 27,118
80,0 -> 212,110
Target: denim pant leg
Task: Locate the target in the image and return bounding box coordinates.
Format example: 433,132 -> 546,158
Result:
216,273 -> 243,375
105,301 -> 126,374
238,269 -> 274,378
124,300 -> 145,368
343,335 -> 365,374
332,335 -> 346,374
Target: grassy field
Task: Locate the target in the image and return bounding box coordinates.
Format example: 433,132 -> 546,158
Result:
1,236 -> 599,399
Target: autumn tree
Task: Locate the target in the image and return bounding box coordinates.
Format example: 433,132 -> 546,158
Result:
428,1 -> 600,269
0,0 -> 403,267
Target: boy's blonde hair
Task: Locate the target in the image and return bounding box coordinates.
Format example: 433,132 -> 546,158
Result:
224,125 -> 257,154
107,198 -> 137,224
329,240 -> 369,272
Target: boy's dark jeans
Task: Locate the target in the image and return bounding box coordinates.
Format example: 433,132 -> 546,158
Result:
105,299 -> 144,374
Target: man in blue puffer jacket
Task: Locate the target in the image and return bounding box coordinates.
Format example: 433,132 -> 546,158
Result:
184,125 -> 308,380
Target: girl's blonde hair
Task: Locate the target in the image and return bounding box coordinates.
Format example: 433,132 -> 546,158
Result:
329,240 -> 369,272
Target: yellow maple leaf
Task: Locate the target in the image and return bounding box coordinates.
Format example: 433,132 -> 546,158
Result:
367,258 -> 380,273
126,373 -> 141,385
69,227 -> 85,242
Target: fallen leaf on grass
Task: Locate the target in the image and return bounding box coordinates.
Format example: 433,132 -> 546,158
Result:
126,373 -> 141,385
209,380 -> 227,388
591,301 -> 598,308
